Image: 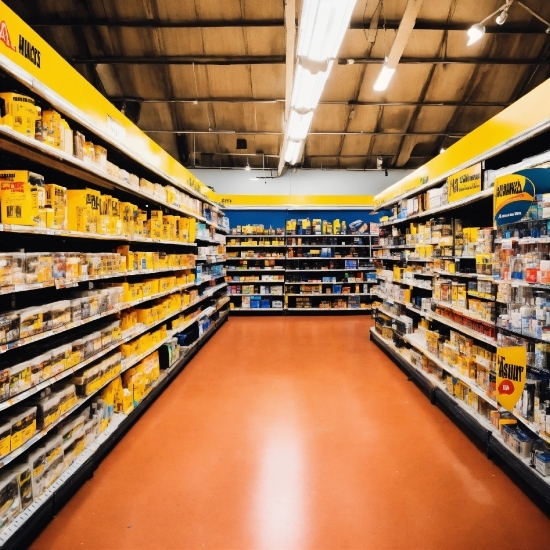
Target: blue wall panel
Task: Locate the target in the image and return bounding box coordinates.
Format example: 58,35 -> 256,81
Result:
226,209 -> 381,231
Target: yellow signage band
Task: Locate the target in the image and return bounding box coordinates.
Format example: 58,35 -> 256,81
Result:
210,194 -> 375,208
0,1 -> 215,205
374,78 -> 550,209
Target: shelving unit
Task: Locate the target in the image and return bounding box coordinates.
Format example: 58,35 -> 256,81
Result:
370,140 -> 550,506
0,23 -> 230,543
225,232 -> 377,313
226,233 -> 286,313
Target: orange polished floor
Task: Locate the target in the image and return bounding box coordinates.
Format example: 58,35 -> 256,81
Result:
31,317 -> 550,550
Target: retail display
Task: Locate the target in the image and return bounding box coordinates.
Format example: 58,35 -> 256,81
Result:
0,18 -> 230,546
371,148 -> 550,505
226,221 -> 377,312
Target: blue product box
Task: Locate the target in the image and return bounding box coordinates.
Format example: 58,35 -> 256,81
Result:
367,273 -> 376,281
345,260 -> 357,269
251,301 -> 260,308
260,300 -> 270,308
333,285 -> 342,294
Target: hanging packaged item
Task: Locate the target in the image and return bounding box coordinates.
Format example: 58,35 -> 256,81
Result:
0,92 -> 37,138
0,170 -> 45,226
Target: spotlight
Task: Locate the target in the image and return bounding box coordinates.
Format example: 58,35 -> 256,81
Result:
467,24 -> 485,46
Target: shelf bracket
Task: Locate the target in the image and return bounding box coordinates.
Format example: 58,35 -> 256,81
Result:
429,387 -> 437,405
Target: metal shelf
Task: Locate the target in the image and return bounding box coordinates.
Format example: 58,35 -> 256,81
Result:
286,293 -> 370,297
285,256 -> 372,260
226,279 -> 284,283
286,268 -> 374,272
228,293 -> 283,297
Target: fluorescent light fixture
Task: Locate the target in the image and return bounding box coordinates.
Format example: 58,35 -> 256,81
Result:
373,64 -> 396,92
284,140 -> 303,164
290,62 -> 332,112
298,0 -> 357,63
467,24 -> 485,45
287,110 -> 314,141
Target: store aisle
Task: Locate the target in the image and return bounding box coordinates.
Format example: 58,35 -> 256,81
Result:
30,317 -> 550,550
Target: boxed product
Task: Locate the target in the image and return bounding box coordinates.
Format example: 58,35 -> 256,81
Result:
0,92 -> 36,137
0,471 -> 20,530
44,184 -> 67,230
0,170 -> 45,226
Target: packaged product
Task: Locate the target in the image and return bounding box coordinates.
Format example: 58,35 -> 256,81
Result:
27,446 -> 46,498
49,344 -> 70,376
11,253 -> 25,285
0,471 -> 21,530
57,412 -> 87,445
74,131 -> 85,160
0,421 -> 11,458
0,254 -> 12,287
44,184 -> 67,230
0,170 -> 44,226
29,392 -> 60,429
70,298 -> 82,323
65,253 -> 81,280
66,188 -> 101,233
25,253 -> 53,284
8,359 -> 32,397
3,406 -> 37,450
42,110 -> 63,149
52,253 -> 66,280
41,304 -> 53,332
0,311 -> 19,344
50,300 -> 71,329
71,338 -> 89,363
5,462 -> 33,510
19,306 -> 44,339
88,331 -> 102,354
79,296 -> 91,320
0,92 -> 36,137
54,384 -> 78,415
42,435 -> 64,490
33,352 -> 51,384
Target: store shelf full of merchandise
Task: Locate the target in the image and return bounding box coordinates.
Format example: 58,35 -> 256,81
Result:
226,219 -> 377,313
0,2 -> 230,545
369,78 -> 550,507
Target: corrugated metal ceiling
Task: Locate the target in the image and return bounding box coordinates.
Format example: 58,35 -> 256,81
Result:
5,0 -> 550,172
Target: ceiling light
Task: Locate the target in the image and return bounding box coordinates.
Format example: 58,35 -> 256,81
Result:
284,140 -> 303,164
373,62 -> 396,92
298,0 -> 357,63
495,10 -> 508,24
290,63 -> 332,112
287,110 -> 314,141
467,23 -> 485,45
245,158 -> 251,171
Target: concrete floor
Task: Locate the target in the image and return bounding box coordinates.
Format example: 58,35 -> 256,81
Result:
30,317 -> 550,550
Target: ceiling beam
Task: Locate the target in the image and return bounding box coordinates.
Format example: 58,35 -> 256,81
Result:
28,19 -> 549,34
117,97 -> 511,107
71,55 -> 548,65
339,57 -> 549,65
31,19 -> 286,28
73,55 -> 285,65
144,130 -> 466,136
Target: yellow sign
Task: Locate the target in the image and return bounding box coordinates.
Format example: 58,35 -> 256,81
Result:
496,346 -> 527,412
493,173 -> 535,226
210,194 -> 374,208
373,77 -> 550,208
447,163 -> 481,203
0,1 -> 210,198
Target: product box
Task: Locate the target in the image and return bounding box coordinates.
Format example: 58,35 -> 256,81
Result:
0,170 -> 45,226
0,92 -> 36,137
67,188 -> 101,232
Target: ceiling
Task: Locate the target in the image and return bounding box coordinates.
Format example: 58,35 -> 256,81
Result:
6,0 -> 550,173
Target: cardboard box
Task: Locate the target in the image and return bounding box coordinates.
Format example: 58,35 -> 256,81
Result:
0,170 -> 44,226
